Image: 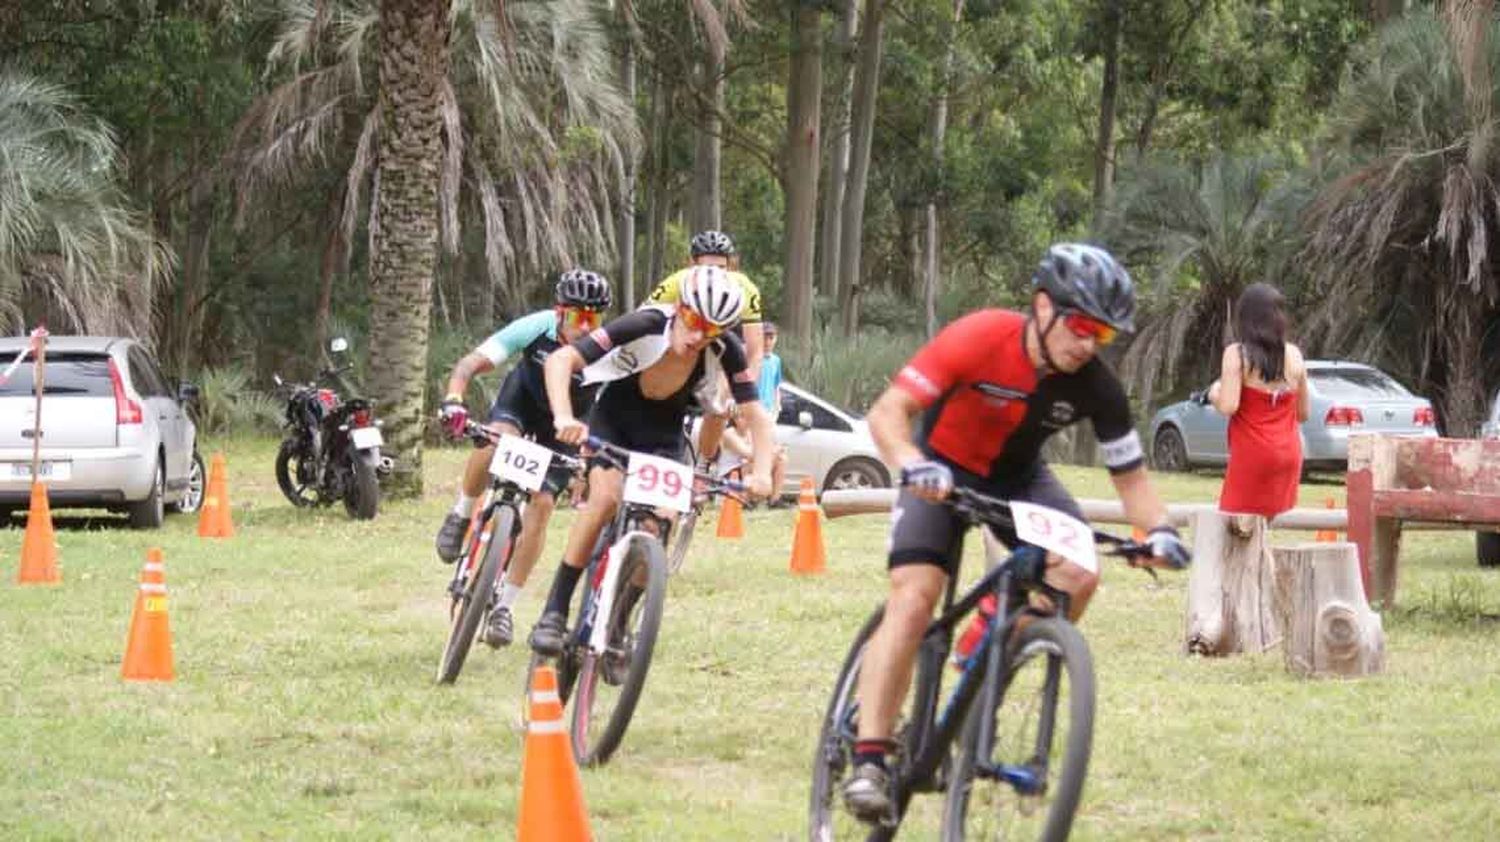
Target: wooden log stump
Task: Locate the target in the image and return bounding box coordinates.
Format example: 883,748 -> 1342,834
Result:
1272,542 -> 1385,678
1184,511 -> 1280,656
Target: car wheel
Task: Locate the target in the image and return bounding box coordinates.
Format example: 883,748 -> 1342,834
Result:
1479,532 -> 1500,568
127,458 -> 166,530
823,457 -> 890,493
1152,427 -> 1190,473
170,451 -> 206,514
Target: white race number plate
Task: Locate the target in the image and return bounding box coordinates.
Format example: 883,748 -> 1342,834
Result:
1010,502 -> 1098,574
623,452 -> 693,513
9,461 -> 71,482
349,426 -> 383,449
488,434 -> 553,491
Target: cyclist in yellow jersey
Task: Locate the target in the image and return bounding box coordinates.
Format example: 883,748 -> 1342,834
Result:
645,230 -> 764,465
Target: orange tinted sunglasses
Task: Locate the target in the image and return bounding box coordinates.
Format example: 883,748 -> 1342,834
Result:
1062,312 -> 1117,345
678,305 -> 725,338
559,306 -> 602,330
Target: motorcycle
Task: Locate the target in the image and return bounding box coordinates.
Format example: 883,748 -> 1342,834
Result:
272,337 -> 391,519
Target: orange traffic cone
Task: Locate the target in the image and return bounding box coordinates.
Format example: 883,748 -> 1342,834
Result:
715,493 -> 745,539
517,664 -> 591,842
121,548 -> 175,682
1314,497 -> 1339,543
17,480 -> 59,584
788,477 -> 826,576
197,453 -> 235,539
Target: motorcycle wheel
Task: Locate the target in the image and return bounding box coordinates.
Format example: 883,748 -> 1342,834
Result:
344,454 -> 380,520
275,439 -> 322,507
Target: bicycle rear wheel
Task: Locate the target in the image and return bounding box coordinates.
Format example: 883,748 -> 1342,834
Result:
940,617 -> 1095,842
435,506 -> 515,684
568,534 -> 667,766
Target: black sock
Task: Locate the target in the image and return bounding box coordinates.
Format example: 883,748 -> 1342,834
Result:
853,739 -> 894,769
545,563 -> 584,616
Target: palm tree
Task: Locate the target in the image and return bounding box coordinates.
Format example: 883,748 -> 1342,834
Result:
1099,152 -> 1307,410
229,0 -> 639,317
0,73 -> 170,337
1302,6 -> 1500,435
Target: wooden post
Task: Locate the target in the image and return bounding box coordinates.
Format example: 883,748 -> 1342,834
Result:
1272,542 -> 1385,678
1184,511 -> 1280,656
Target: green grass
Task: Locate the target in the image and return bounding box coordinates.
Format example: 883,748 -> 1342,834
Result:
3,438 -> 1498,839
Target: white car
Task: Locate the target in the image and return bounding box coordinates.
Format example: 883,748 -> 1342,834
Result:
696,383 -> 891,496
0,336 -> 203,528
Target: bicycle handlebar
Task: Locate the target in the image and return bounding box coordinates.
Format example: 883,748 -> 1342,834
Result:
939,485 -> 1157,564
461,421 -> 585,473
584,436 -> 749,498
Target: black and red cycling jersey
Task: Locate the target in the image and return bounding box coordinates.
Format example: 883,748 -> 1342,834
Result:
892,309 -> 1144,479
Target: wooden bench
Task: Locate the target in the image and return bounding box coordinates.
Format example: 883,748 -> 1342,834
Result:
1346,434 -> 1500,606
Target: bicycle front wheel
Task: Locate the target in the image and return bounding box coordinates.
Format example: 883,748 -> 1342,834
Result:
941,617 -> 1095,842
568,534 -> 668,766
435,506 -> 515,685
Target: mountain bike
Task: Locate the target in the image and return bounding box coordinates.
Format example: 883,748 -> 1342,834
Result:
436,422 -> 580,685
532,436 -> 745,766
808,487 -> 1165,841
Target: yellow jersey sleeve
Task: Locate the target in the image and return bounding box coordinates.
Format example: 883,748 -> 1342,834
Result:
644,267 -> 761,323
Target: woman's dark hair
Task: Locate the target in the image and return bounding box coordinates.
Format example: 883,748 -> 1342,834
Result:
1235,282 -> 1288,382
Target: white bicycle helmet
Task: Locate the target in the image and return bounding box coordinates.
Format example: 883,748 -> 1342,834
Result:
680,265 -> 745,328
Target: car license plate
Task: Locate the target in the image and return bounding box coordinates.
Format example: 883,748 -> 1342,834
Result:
350,427 -> 383,449
9,461 -> 71,482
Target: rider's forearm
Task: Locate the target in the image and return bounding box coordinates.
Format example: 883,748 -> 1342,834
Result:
544,347 -> 584,421
444,353 -> 492,400
868,389 -> 926,470
745,403 -> 776,480
1111,467 -> 1172,531
698,412 -> 728,461
743,323 -> 765,381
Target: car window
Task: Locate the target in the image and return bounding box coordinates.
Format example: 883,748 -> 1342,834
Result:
779,390 -> 853,433
144,354 -> 176,401
0,353 -> 113,397
127,347 -> 169,397
1308,368 -> 1411,400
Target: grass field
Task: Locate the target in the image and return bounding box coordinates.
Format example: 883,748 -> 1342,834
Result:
4,437 -> 1499,840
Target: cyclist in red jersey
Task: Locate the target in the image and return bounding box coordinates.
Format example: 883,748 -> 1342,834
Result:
842,243 -> 1193,822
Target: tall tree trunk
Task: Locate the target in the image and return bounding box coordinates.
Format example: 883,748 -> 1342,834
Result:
820,0 -> 859,300
692,41 -> 726,232
921,0 -> 964,338
177,169 -> 214,374
618,18 -> 640,310
783,0 -> 823,348
1370,0 -> 1407,22
837,0 -> 884,337
314,189 -> 344,361
369,0 -> 449,497
1093,0 -> 1122,219
645,71 -> 671,288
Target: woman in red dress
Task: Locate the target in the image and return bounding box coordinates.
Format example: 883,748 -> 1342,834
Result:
1210,283 -> 1309,517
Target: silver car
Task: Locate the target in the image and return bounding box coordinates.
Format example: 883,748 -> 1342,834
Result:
0,336 -> 203,528
1480,390 -> 1500,568
774,383 -> 891,493
1148,360 -> 1437,472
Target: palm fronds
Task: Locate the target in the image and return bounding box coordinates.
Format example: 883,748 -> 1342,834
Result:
0,72 -> 171,337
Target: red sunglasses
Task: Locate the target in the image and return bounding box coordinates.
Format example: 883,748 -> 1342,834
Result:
1061,312 -> 1117,345
678,305 -> 725,338
558,306 -> 602,330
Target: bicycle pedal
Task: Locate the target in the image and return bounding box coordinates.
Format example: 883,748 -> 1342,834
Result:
995,763 -> 1045,796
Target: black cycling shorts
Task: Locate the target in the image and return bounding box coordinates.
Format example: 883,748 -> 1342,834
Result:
585,406 -> 689,471
485,370 -> 574,495
887,460 -> 1086,577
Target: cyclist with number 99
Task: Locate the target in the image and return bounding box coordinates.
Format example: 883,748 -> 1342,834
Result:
432,269 -> 611,648
841,243 -> 1192,822
528,265 -> 777,657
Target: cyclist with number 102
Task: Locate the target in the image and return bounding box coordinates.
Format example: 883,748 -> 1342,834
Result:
432,269 -> 612,649
840,243 -> 1192,824
528,265 -> 777,656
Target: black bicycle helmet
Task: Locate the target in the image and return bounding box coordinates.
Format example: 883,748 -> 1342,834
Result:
1031,243 -> 1136,333
689,229 -> 736,258
555,268 -> 611,309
